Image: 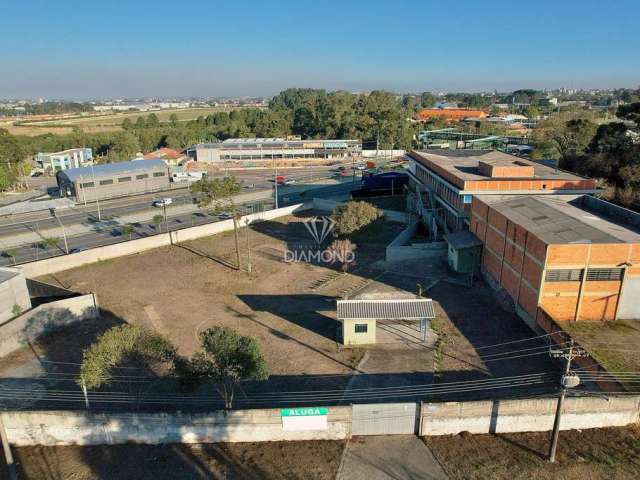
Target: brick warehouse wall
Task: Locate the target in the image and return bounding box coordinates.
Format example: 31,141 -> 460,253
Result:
542,243 -> 640,321
470,197 -> 544,319
471,197 -> 640,323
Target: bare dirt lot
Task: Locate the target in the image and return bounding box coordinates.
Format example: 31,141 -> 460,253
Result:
3,440 -> 345,480
425,425 -> 640,480
5,210 -> 560,405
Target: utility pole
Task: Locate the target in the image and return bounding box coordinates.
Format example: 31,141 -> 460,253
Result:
90,163 -> 102,221
245,218 -> 252,273
273,154 -> 279,209
51,209 -> 69,254
548,339 -> 586,462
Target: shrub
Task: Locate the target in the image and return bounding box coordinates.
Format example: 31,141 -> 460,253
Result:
331,201 -> 383,236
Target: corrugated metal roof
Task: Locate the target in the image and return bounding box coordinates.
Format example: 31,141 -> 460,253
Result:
59,159 -> 167,182
337,299 -> 435,320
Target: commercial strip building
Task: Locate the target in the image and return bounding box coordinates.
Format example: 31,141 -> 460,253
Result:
406,150 -> 598,233
35,148 -> 93,173
186,138 -> 361,164
470,194 -> 640,324
56,159 -> 170,203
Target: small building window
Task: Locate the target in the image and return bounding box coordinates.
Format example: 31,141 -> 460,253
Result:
153,171 -> 166,177
586,268 -> 624,281
462,195 -> 473,204
80,182 -> 94,188
136,174 -> 148,180
99,179 -> 114,186
545,269 -> 584,282
354,324 -> 368,334
118,176 -> 131,182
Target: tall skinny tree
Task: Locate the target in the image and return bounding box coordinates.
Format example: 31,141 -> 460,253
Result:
191,176 -> 243,270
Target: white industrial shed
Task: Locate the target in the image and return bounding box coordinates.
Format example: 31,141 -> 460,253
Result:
337,298 -> 435,345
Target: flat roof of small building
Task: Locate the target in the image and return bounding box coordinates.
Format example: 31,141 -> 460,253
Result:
444,230 -> 483,249
477,194 -> 640,244
409,149 -> 587,182
59,159 -> 167,182
337,298 -> 435,320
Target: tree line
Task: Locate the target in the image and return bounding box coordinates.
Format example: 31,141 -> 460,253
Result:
533,102 -> 640,207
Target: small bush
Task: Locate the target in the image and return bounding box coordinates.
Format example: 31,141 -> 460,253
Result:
331,201 -> 383,236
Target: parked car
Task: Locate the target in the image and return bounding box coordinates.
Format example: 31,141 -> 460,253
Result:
217,212 -> 233,220
356,164 -> 366,171
153,198 -> 173,207
283,179 -> 296,185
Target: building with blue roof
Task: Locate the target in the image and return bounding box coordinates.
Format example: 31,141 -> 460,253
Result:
56,158 -> 170,203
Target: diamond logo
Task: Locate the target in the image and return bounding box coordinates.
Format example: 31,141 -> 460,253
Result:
302,216 -> 336,245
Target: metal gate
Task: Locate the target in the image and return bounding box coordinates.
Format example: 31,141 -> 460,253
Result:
351,403 -> 418,435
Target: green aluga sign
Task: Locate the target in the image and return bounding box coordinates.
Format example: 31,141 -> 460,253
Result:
280,407 -> 328,417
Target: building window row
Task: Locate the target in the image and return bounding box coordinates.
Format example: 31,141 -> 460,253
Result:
545,268 -> 624,282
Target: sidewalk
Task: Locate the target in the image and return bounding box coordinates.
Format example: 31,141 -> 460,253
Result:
337,436 -> 448,480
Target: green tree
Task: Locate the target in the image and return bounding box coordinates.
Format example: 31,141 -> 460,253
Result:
151,214 -> 164,232
2,249 -> 17,265
121,118 -> 133,130
169,113 -> 179,127
617,102 -> 640,127
78,325 -> 176,389
121,224 -> 135,240
41,236 -> 60,252
146,113 -> 160,128
176,326 -> 268,409
0,128 -> 25,164
332,201 -> 383,236
191,176 -> 243,270
134,116 -> 146,129
525,105 -> 540,119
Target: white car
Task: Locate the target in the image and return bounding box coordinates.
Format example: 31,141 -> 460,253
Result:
356,164 -> 366,170
283,179 -> 297,185
153,198 -> 173,207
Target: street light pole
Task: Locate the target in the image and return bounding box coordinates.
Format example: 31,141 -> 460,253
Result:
274,154 -> 279,209
52,209 -> 69,254
90,163 -> 102,221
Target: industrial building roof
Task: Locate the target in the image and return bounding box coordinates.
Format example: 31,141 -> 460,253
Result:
59,159 -> 167,182
337,298 -> 435,320
190,138 -> 360,149
409,150 -> 587,182
478,194 -> 640,244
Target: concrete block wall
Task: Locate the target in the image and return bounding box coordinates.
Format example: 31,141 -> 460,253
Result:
3,407 -> 352,446
420,396 -> 640,436
0,294 -> 98,358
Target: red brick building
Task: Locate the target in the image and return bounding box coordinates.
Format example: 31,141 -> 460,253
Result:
407,150 -> 598,232
470,194 -> 640,325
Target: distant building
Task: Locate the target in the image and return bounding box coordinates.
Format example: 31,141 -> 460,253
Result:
414,108 -> 487,122
406,150 -> 599,233
56,159 -> 169,203
470,194 -> 640,324
142,147 -> 188,166
186,138 -> 361,163
35,148 -> 93,173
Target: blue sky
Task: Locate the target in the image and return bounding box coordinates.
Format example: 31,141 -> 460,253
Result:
1,0 -> 639,98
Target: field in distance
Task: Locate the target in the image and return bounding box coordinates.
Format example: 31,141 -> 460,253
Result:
4,106 -> 250,136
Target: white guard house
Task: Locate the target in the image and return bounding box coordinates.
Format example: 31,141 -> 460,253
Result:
336,298 -> 435,346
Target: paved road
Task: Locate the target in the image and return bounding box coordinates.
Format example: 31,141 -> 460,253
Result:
337,436 -> 448,480
0,178 -> 361,266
